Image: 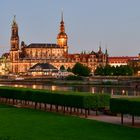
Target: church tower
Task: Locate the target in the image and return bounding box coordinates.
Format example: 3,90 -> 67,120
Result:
57,12 -> 68,54
10,16 -> 19,51
10,16 -> 20,73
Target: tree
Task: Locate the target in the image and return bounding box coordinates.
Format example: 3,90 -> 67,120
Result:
60,65 -> 65,71
94,66 -> 104,75
125,65 -> 134,76
94,65 -> 134,76
67,67 -> 72,72
72,62 -> 91,76
128,61 -> 140,75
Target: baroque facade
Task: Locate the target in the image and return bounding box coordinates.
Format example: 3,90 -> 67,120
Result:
5,15 -> 108,75
108,56 -> 138,67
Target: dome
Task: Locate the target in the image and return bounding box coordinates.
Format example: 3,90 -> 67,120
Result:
29,63 -> 58,72
57,32 -> 68,39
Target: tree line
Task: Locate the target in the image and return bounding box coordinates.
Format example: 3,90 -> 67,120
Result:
94,65 -> 134,76
60,63 -> 135,77
60,62 -> 91,77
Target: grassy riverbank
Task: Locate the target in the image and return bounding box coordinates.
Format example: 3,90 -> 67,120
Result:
0,104 -> 139,140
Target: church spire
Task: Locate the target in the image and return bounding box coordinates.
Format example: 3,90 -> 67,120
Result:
105,48 -> 108,55
57,11 -> 68,54
13,15 -> 16,23
60,11 -> 65,33
12,15 -> 18,27
61,9 -> 63,22
105,48 -> 109,65
98,41 -> 102,53
10,16 -> 19,51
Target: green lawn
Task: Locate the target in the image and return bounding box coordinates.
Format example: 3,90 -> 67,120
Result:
0,104 -> 139,140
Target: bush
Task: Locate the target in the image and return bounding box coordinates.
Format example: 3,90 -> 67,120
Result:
72,62 -> 91,76
0,86 -> 110,110
65,75 -> 83,80
110,98 -> 140,116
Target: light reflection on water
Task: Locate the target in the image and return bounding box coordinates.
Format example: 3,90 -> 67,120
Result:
0,83 -> 139,96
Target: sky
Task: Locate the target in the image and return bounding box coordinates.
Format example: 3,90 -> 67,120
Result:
0,0 -> 140,56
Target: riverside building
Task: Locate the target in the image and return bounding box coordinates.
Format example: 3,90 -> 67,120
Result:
2,14 -> 108,76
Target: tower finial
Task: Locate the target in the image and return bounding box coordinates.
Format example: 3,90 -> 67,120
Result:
105,43 -> 108,54
61,9 -> 63,22
59,10 -> 65,33
13,15 -> 16,22
99,41 -> 102,52
105,48 -> 108,55
99,41 -> 101,47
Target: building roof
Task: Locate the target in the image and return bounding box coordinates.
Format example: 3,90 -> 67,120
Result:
57,32 -> 67,38
1,53 -> 9,58
109,56 -> 138,60
108,56 -> 139,65
27,43 -> 60,48
129,59 -> 140,62
29,63 -> 58,72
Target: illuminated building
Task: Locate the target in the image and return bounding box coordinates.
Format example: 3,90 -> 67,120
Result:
109,56 -> 138,67
2,14 -> 108,75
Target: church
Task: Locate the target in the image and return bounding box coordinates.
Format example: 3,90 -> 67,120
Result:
5,14 -> 108,75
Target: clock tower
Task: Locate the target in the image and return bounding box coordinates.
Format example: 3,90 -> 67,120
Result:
57,12 -> 68,54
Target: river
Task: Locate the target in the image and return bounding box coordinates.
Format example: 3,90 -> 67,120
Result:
0,83 -> 139,96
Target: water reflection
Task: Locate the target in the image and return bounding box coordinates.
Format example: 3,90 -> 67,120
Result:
32,85 -> 36,89
0,83 -> 139,96
91,87 -> 95,94
111,89 -> 114,95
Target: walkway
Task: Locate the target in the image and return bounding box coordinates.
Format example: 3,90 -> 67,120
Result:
1,99 -> 140,128
87,113 -> 140,128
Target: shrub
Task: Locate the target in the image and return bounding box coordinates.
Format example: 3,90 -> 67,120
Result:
65,75 -> 83,80
72,62 -> 91,76
0,86 -> 110,110
110,98 -> 140,116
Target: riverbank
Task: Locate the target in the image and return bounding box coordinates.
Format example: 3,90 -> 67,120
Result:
0,76 -> 140,87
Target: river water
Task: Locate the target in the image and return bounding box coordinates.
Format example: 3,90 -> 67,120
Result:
0,83 -> 139,96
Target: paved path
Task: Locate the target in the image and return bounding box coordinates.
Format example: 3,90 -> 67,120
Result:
10,103 -> 140,128
1,100 -> 140,128
86,114 -> 140,128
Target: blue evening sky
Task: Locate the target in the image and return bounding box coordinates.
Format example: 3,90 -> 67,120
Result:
0,0 -> 140,56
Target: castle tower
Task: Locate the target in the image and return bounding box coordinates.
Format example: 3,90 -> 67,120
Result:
57,12 -> 68,54
10,15 -> 19,51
